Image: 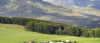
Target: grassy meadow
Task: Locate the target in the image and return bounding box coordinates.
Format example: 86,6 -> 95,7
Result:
0,24 -> 100,43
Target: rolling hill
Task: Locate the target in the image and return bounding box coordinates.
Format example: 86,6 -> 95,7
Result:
0,0 -> 100,28
0,23 -> 100,43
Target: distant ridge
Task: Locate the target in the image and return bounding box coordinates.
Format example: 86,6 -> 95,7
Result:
43,0 -> 100,10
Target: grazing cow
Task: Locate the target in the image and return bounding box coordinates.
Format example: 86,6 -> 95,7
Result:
66,40 -> 72,43
28,40 -> 35,43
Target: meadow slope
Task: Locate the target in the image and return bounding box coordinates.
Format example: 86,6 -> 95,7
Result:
0,24 -> 100,43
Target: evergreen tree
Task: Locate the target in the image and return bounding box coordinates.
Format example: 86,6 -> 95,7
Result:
89,29 -> 95,38
25,21 -> 35,31
94,28 -> 100,38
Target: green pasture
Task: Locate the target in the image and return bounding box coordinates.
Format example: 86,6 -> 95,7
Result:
0,24 -> 100,43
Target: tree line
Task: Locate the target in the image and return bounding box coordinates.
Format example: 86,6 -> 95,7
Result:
0,16 -> 100,38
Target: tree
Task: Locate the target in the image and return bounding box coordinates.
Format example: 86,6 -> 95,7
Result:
81,26 -> 88,37
94,28 -> 100,38
84,31 -> 90,37
0,17 -> 6,23
75,28 -> 81,37
55,28 -> 63,35
25,21 -> 35,31
4,17 -> 12,24
89,29 -> 95,38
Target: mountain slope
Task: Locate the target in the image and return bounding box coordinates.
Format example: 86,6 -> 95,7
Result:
43,0 -> 100,10
0,0 -> 100,28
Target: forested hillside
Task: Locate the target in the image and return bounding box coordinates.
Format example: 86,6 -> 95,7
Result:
0,16 -> 100,38
0,0 -> 100,28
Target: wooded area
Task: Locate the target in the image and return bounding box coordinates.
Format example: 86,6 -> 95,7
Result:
0,16 -> 100,38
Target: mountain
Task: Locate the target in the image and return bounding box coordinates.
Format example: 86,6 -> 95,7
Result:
43,0 -> 100,10
0,0 -> 100,28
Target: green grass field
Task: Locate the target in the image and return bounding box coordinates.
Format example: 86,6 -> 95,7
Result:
0,24 -> 100,43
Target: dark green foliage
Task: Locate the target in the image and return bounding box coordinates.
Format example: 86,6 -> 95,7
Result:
94,28 -> 100,38
81,26 -> 88,37
55,28 -> 63,35
11,17 -> 29,26
89,29 -> 95,38
0,17 -> 12,24
0,16 -> 100,38
84,31 -> 90,37
25,21 -> 35,31
23,42 -> 26,43
52,40 -> 62,42
74,41 -> 77,43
